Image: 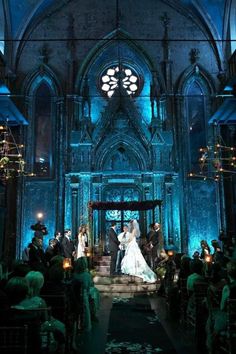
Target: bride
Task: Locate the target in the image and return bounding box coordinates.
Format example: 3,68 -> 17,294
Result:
121,219 -> 157,283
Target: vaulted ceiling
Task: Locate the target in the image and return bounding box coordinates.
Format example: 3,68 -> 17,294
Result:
0,1 -> 234,63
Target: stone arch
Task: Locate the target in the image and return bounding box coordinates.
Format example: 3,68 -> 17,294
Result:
94,134 -> 149,172
75,29 -> 166,94
176,64 -> 215,96
22,65 -> 62,97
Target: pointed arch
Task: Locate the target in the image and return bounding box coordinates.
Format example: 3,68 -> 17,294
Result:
94,133 -> 149,172
177,64 -> 215,173
23,65 -> 62,178
75,29 -> 166,94
176,64 -> 215,96
23,64 -> 62,97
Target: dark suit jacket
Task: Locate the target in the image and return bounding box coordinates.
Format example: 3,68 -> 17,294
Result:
61,237 -> 75,258
108,227 -> 120,252
148,230 -> 159,246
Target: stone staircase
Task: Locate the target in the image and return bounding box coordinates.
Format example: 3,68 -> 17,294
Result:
93,255 -> 111,276
92,255 -> 160,297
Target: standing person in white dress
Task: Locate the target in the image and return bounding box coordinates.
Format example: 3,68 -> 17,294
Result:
121,219 -> 157,283
76,225 -> 87,259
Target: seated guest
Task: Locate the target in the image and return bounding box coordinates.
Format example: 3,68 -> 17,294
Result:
4,276 -> 42,352
21,271 -> 65,345
177,255 -> 191,289
187,259 -> 205,293
186,259 -> 206,318
71,257 -> 100,332
206,259 -> 236,353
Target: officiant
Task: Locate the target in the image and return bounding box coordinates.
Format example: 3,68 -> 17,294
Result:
116,225 -> 130,275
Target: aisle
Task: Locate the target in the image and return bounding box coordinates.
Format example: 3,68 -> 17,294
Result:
72,294 -> 196,354
105,295 -> 177,354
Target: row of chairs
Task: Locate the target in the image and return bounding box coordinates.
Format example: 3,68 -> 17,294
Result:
0,283 -> 85,353
178,278 -> 236,354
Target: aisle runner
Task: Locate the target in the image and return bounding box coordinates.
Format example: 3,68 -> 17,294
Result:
105,296 -> 177,354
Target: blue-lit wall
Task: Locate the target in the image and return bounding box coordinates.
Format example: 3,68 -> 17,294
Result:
187,179 -> 219,256
20,181 -> 56,253
83,40 -> 152,124
13,0 -> 224,258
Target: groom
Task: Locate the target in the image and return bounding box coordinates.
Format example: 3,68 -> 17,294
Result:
108,222 -> 120,275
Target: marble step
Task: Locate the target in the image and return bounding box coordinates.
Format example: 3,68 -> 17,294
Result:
93,259 -> 111,266
93,275 -> 144,285
93,256 -> 111,261
95,265 -> 110,274
96,283 -> 159,293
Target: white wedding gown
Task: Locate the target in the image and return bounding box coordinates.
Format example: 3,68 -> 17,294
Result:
121,235 -> 157,283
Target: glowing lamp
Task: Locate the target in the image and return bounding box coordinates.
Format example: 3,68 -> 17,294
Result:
205,255 -> 212,263
167,250 -> 174,257
37,212 -> 43,220
63,258 -> 72,270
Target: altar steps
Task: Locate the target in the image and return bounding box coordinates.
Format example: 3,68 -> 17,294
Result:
92,255 -> 160,297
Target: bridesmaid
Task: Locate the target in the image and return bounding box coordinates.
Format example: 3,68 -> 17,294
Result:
76,225 -> 87,259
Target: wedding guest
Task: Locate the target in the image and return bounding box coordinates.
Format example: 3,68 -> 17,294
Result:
71,257 -> 100,331
200,240 -> 211,260
206,260 -> 236,353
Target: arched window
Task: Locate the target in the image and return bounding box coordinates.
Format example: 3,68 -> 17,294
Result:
186,80 -> 206,172
34,82 -> 53,177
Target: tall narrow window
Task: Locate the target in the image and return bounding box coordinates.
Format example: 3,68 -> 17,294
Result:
187,81 -> 206,172
34,82 -> 52,177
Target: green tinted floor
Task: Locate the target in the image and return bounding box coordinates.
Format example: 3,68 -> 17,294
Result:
71,295 -> 198,354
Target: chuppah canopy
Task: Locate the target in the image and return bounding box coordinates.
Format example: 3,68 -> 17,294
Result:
88,200 -> 162,257
88,200 -> 162,211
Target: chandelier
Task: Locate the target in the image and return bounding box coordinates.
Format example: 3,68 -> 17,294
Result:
0,124 -> 34,182
188,137 -> 236,181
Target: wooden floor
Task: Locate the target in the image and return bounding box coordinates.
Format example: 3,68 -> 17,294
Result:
71,294 -> 199,354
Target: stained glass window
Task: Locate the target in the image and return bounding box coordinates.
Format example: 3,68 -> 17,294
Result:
105,187 -> 140,227
101,65 -> 139,98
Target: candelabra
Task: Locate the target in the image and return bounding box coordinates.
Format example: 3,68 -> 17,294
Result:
188,137 -> 236,181
0,124 -> 34,182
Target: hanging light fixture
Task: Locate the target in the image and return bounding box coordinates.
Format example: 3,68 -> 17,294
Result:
0,124 -> 35,182
188,136 -> 236,181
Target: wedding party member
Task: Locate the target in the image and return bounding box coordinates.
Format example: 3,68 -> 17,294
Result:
76,225 -> 87,259
61,229 -> 75,259
116,225 -> 130,274
54,231 -> 63,256
108,222 -> 120,275
121,220 -> 157,283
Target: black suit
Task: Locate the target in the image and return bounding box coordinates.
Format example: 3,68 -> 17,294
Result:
61,236 -> 75,258
148,230 -> 160,270
108,227 -> 120,275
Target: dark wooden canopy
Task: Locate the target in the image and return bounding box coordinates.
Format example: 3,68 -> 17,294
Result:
88,200 -> 162,211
